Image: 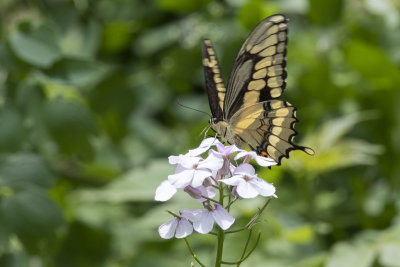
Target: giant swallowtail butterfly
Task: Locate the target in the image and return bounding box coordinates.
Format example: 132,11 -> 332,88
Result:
203,14 -> 314,165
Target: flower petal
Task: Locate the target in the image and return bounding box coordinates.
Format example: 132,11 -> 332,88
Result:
253,156 -> 277,167
220,175 -> 243,186
200,152 -> 224,171
168,170 -> 194,188
233,163 -> 255,176
234,151 -> 277,167
188,138 -> 221,156
180,209 -> 203,222
216,143 -> 240,156
251,178 -> 277,197
233,150 -> 253,160
179,155 -> 202,169
236,180 -> 259,198
158,218 -> 178,239
202,185 -> 216,199
168,155 -> 181,164
175,218 -> 193,238
192,169 -> 213,187
155,180 -> 177,201
193,211 -> 214,234
212,204 -> 235,230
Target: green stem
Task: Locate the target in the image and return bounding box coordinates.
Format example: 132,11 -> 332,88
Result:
184,238 -> 206,267
221,232 -> 261,265
237,229 -> 253,266
215,183 -> 225,267
201,195 -> 220,204
226,197 -> 272,234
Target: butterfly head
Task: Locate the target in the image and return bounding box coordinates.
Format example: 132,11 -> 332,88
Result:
209,117 -> 235,144
209,117 -> 219,125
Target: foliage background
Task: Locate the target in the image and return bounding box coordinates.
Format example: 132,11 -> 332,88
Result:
0,0 -> 400,266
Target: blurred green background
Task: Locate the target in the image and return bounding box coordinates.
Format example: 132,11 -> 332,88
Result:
1,0 -> 400,266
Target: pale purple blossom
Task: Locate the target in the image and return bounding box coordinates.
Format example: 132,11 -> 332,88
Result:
222,163 -> 277,199
209,144 -> 241,175
181,203 -> 235,234
158,214 -> 193,239
168,152 -> 223,188
214,143 -> 241,158
157,138 -> 279,241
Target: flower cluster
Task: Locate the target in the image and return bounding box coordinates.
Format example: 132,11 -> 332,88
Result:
155,138 -> 277,239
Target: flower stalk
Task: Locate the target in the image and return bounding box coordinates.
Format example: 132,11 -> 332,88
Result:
155,138 -> 278,265
215,182 -> 226,267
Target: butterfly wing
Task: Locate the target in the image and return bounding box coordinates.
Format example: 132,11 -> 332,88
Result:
202,39 -> 226,120
230,100 -> 314,164
224,14 -> 288,119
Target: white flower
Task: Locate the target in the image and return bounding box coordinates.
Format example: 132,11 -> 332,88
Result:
234,150 -> 277,167
158,215 -> 193,239
221,163 -> 277,199
188,138 -> 221,156
182,203 -> 235,234
155,180 -> 177,201
168,152 -> 224,188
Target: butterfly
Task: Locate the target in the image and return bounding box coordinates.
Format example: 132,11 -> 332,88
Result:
203,14 -> 314,165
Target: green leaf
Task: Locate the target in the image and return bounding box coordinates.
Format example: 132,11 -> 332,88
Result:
42,99 -> 96,158
56,221 -> 111,267
41,58 -> 112,88
59,20 -> 101,59
0,44 -> 19,72
101,21 -> 133,53
0,108 -> 24,152
9,25 -> 61,68
238,0 -> 277,29
308,0 -> 343,25
71,160 -> 174,203
325,242 -> 376,267
157,0 -> 211,13
1,188 -> 64,247
285,224 -> 315,244
363,182 -> 389,216
0,214 -> 10,254
289,113 -> 383,175
345,40 -> 400,90
0,251 -> 29,267
0,154 -> 55,189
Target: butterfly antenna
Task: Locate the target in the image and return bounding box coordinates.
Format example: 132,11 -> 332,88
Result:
203,124 -> 212,139
197,123 -> 211,140
176,100 -> 211,117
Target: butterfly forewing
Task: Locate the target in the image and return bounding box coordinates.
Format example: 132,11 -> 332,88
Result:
202,39 -> 226,120
224,14 -> 288,119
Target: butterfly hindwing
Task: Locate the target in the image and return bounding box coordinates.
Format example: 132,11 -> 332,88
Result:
202,39 -> 226,120
230,101 -> 314,164
224,14 -> 288,119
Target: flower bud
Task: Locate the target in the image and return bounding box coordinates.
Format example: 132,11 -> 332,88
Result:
202,177 -> 213,187
184,185 -> 202,199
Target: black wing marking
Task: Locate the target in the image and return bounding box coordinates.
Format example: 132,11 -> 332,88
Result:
202,39 -> 226,120
224,14 -> 288,119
